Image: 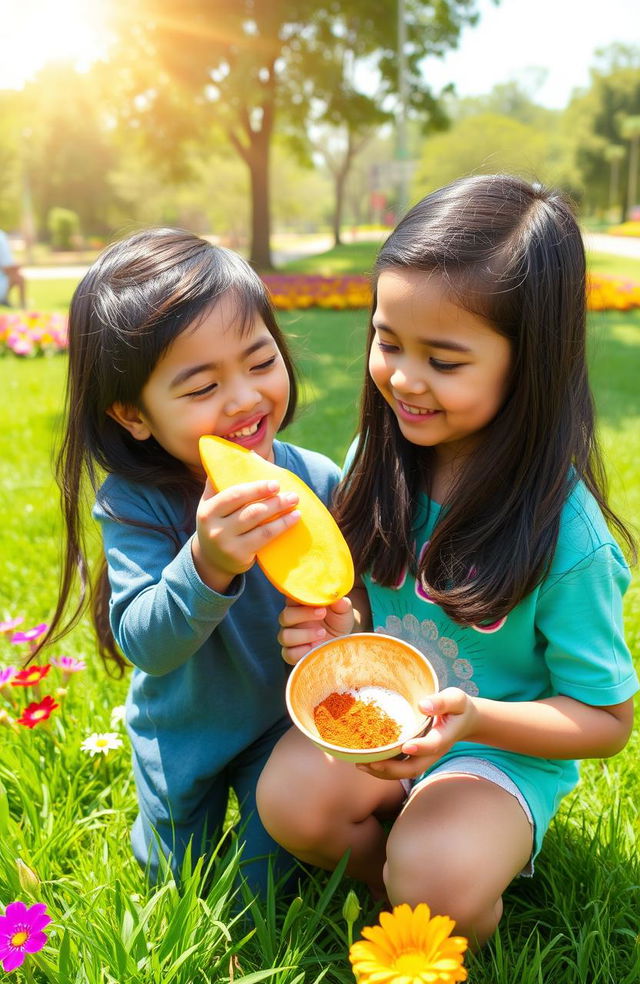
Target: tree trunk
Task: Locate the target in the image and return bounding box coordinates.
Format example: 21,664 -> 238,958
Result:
333,168 -> 347,247
627,137 -> 639,218
248,136 -> 273,270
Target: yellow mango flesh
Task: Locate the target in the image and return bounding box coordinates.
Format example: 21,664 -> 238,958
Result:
199,435 -> 354,605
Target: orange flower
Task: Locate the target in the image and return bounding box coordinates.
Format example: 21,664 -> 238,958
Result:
349,903 -> 468,984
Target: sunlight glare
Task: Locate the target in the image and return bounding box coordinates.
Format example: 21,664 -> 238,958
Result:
0,0 -> 109,89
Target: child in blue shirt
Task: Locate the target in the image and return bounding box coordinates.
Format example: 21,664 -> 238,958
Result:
38,228 -> 341,893
257,174 -> 638,946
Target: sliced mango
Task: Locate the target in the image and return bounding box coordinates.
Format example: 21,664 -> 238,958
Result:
199,435 -> 354,605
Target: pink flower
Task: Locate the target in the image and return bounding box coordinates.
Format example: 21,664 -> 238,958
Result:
11,665 -> 51,687
16,696 -> 59,728
0,617 -> 24,634
0,900 -> 51,972
10,623 -> 48,644
51,655 -> 86,673
0,666 -> 17,688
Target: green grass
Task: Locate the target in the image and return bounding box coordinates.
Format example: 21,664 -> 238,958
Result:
23,279 -> 84,313
281,241 -> 379,276
1,306 -> 639,983
588,252 -> 640,281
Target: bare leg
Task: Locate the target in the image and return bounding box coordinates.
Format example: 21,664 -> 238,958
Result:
257,727 -> 405,895
384,774 -> 533,949
8,270 -> 26,308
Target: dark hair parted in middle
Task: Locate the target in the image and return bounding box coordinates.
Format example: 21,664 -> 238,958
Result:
333,173 -> 634,626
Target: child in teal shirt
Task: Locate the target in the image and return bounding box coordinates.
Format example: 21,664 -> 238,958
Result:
257,175 -> 638,947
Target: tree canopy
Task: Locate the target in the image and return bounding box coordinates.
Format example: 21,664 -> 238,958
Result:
104,0 -> 488,267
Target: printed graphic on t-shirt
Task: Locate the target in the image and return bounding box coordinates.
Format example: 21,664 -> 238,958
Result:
376,613 -> 481,696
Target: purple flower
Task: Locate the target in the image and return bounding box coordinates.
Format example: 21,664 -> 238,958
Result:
0,900 -> 51,972
10,623 -> 48,645
0,617 -> 24,634
51,655 -> 86,673
0,666 -> 17,689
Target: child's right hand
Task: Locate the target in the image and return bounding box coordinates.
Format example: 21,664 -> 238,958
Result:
192,478 -> 300,593
278,596 -> 354,665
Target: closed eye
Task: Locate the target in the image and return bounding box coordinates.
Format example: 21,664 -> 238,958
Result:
186,382 -> 217,398
252,356 -> 278,371
377,341 -> 400,353
430,358 -> 462,371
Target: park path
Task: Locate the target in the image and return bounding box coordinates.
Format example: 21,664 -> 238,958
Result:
21,231 -> 640,281
582,233 -> 640,259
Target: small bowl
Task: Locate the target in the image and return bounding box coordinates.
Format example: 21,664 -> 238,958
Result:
285,632 -> 438,763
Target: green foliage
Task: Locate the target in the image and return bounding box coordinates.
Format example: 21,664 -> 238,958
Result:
21,64 -> 119,239
413,112 -> 551,195
566,44 -> 640,216
47,208 -> 81,251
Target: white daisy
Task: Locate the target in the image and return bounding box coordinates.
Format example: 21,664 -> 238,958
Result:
80,732 -> 123,757
109,704 -> 127,728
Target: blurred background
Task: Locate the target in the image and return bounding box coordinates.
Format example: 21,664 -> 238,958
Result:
0,0 -> 639,272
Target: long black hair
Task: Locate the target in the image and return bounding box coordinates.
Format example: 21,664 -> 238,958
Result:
334,174 -> 635,626
37,228 -> 299,673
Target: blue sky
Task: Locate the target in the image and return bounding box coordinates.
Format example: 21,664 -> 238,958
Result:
422,0 -> 639,108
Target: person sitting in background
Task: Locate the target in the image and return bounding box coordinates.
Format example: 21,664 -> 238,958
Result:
0,229 -> 26,308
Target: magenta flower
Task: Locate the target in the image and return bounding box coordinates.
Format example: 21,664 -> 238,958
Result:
0,666 -> 17,689
51,655 -> 86,673
0,900 -> 51,972
0,617 -> 24,634
10,623 -> 48,645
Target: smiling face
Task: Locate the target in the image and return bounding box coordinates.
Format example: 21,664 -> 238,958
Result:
370,269 -> 512,470
108,290 -> 291,477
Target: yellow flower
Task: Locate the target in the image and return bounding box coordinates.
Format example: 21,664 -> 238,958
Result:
349,903 -> 468,984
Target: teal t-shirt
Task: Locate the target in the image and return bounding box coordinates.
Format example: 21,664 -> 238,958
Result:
361,480 -> 638,853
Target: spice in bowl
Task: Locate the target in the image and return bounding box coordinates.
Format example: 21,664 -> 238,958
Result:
313,686 -> 416,749
286,632 -> 438,763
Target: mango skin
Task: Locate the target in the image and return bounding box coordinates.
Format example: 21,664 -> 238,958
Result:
199,435 -> 354,605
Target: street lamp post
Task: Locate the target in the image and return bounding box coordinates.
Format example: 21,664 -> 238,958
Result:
396,0 -> 410,220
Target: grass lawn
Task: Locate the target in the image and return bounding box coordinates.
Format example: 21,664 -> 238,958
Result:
0,302 -> 640,984
1,280 -> 639,980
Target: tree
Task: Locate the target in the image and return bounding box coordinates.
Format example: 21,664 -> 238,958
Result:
621,115 -> 640,215
566,44 -> 640,217
413,113 -> 550,195
603,144 -> 626,215
21,63 -> 119,240
105,0 -> 490,268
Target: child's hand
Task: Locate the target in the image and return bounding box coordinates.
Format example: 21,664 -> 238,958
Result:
355,687 -> 478,781
278,596 -> 354,665
192,478 -> 300,592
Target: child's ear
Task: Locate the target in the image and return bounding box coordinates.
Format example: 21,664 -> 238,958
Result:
106,402 -> 152,441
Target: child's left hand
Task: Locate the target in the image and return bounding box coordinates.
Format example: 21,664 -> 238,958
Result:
356,687 -> 478,781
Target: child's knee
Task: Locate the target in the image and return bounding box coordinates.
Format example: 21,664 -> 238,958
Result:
257,765 -> 334,849
384,835 -> 498,935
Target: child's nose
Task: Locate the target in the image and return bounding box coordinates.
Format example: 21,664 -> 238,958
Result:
390,364 -> 427,394
224,381 -> 261,415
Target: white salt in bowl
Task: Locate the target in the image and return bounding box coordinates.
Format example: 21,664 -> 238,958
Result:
285,632 -> 438,763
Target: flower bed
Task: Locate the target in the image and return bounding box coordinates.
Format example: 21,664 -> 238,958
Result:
2,271 -> 639,356
261,273 -> 372,310
606,221 -> 640,238
0,310 -> 68,356
588,272 -> 640,311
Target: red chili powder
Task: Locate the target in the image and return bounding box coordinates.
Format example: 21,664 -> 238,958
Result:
313,690 -> 401,749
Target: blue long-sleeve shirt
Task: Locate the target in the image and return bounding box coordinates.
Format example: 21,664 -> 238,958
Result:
93,440 -> 341,825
